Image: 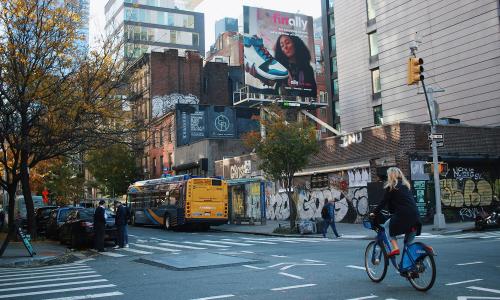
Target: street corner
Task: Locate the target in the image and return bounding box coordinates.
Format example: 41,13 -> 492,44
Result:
0,252 -> 81,268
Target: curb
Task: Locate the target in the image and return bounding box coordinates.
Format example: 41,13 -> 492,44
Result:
211,228 -> 375,240
0,253 -> 81,268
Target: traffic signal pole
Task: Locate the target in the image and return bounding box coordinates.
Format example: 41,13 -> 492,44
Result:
421,80 -> 446,230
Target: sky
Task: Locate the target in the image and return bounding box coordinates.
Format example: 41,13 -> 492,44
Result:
89,0 -> 321,51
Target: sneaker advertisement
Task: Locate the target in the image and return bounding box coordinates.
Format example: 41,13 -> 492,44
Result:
243,6 -> 317,99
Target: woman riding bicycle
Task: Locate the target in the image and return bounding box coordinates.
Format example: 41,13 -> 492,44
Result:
370,167 -> 421,257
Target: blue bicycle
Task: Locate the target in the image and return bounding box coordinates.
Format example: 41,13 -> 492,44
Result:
363,215 -> 436,291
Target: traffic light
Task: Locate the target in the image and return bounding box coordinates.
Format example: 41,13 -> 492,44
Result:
424,162 -> 448,175
42,189 -> 49,204
407,57 -> 424,85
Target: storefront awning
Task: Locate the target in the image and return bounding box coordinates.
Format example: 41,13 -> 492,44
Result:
294,161 -> 371,176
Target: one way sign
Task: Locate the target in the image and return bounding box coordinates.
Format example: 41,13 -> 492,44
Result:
428,133 -> 444,140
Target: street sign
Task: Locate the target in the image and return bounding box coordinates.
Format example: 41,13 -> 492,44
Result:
428,133 -> 444,140
283,101 -> 300,107
429,141 -> 444,148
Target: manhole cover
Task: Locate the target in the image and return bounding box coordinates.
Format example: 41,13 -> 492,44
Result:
136,252 -> 261,270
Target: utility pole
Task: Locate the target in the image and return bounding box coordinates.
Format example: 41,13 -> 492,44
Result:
409,39 -> 446,230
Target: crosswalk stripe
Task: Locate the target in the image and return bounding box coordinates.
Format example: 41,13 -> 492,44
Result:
240,240 -> 277,244
0,266 -> 90,277
202,240 -> 254,246
0,279 -> 108,292
130,243 -> 181,252
0,275 -> 102,287
157,242 -> 206,250
116,248 -> 153,255
183,241 -> 230,248
0,284 -> 116,299
42,291 -> 124,300
0,271 -> 97,283
0,268 -> 92,280
98,252 -> 126,258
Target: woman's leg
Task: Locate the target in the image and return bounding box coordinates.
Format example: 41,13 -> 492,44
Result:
383,219 -> 399,254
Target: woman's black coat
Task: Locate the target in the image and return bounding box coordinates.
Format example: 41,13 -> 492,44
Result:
374,181 -> 421,237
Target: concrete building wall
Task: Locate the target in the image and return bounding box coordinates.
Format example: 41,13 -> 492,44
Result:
332,0 -> 500,133
335,0 -> 374,132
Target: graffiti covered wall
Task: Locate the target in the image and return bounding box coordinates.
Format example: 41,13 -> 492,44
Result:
265,168 -> 373,223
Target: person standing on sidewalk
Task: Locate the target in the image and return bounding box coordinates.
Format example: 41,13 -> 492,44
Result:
322,200 -> 340,238
114,201 -> 128,248
93,200 -> 106,252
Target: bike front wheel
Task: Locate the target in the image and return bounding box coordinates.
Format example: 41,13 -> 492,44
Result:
408,253 -> 436,291
364,241 -> 388,282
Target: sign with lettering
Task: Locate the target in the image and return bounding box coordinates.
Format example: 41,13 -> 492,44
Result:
17,226 -> 35,257
340,132 -> 362,148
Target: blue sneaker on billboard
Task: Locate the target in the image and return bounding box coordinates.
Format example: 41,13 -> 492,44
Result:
244,35 -> 288,80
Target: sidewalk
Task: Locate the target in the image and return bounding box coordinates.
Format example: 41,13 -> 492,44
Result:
212,220 -> 477,238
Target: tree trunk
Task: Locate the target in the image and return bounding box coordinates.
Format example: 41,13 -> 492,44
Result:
286,176 -> 297,231
0,185 -> 18,256
20,160 -> 36,239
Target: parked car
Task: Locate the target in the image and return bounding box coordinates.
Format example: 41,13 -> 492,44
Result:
35,206 -> 58,234
58,208 -> 117,249
45,207 -> 83,239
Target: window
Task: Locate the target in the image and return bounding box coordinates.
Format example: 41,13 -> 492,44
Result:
371,68 -> 381,94
152,131 -> 156,148
330,57 -> 337,74
152,157 -> 157,176
329,14 -> 335,31
366,0 -> 376,21
333,79 -> 339,96
159,129 -> 163,146
330,35 -> 336,51
373,105 -> 383,125
328,0 -> 334,12
369,32 -> 378,56
159,155 -> 164,173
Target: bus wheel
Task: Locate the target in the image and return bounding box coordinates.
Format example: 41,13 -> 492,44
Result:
163,214 -> 171,230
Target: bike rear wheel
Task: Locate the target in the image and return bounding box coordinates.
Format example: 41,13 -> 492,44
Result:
364,241 -> 388,282
408,253 -> 436,291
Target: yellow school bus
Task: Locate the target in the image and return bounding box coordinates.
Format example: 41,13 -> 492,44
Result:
127,175 -> 228,230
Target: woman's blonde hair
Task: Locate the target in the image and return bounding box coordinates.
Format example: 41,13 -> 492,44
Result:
384,167 -> 411,190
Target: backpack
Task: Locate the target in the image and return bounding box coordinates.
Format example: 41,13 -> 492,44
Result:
321,205 -> 329,219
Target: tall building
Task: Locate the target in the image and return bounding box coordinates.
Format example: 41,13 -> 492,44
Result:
104,0 -> 205,60
322,0 -> 500,133
215,17 -> 238,40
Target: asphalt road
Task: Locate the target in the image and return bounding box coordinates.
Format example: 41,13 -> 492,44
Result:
1,226 -> 499,300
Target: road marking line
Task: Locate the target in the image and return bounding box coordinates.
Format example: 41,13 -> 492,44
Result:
243,265 -> 265,270
0,265 -> 91,276
457,261 -> 484,266
0,284 -> 116,299
239,239 -> 277,244
446,279 -> 483,286
278,272 -> 304,280
455,234 -> 476,239
271,255 -> 287,258
128,234 -> 137,237
240,250 -> 254,254
346,265 -> 365,270
0,268 -> 92,279
130,243 -> 181,252
303,259 -> 322,263
0,279 -> 108,292
467,286 -> 500,294
41,291 -> 124,300
271,284 -> 316,291
184,241 -> 230,248
202,240 -> 254,246
116,248 -> 152,255
456,296 -> 500,300
190,294 -> 235,300
268,263 -> 287,268
0,275 -> 102,287
158,242 -> 206,250
345,295 -> 378,300
280,263 -> 326,270
0,271 -> 97,283
99,252 -> 126,257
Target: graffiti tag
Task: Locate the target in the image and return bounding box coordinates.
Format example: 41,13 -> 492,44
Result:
452,167 -> 482,181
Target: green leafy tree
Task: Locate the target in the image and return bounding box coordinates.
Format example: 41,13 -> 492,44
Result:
86,144 -> 141,198
245,106 -> 319,230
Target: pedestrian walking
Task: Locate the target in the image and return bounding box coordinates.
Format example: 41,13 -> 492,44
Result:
93,200 -> 106,252
114,200 -> 128,248
321,199 -> 340,238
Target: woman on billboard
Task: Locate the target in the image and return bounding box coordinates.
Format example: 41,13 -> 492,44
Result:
274,34 -> 317,98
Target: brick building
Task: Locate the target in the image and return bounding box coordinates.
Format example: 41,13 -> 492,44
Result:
216,122 -> 500,225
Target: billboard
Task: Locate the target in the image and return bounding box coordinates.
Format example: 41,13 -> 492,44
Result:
176,105 -> 259,146
243,6 -> 316,98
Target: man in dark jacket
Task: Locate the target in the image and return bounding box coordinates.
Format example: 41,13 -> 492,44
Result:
114,201 -> 128,248
322,200 -> 340,238
93,200 -> 106,252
